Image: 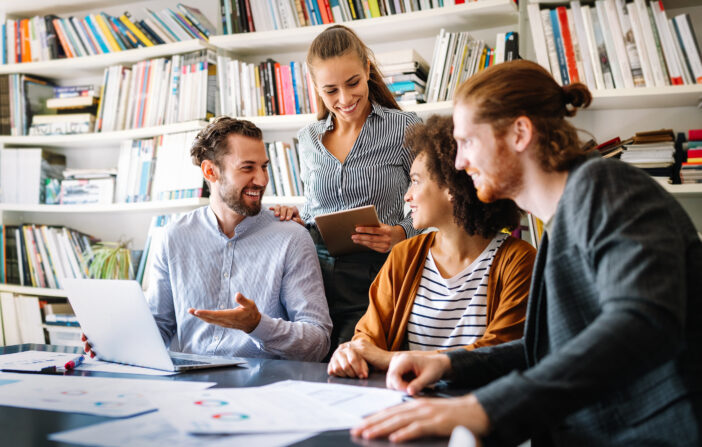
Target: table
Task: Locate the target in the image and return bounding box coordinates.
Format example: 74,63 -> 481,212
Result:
0,344 -> 455,447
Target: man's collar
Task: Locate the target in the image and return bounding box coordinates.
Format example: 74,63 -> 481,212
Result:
206,205 -> 261,240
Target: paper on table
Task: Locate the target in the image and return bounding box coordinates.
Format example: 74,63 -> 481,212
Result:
49,412 -> 316,447
0,350 -> 177,376
0,350 -> 80,372
0,372 -> 215,417
263,380 -> 406,418
150,387 -> 360,434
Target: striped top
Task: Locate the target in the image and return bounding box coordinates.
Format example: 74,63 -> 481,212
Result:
147,206 -> 332,361
297,102 -> 422,238
407,233 -> 509,350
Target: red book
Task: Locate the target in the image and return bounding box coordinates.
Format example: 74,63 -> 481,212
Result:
298,0 -> 311,26
688,149 -> 702,158
596,137 -> 620,151
689,129 -> 702,141
316,0 -> 331,24
556,6 -> 580,83
243,0 -> 255,32
455,0 -> 465,3
274,62 -> 286,115
322,0 -> 335,23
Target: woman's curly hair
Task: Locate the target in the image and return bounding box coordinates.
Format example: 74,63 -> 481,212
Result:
405,115 -> 522,238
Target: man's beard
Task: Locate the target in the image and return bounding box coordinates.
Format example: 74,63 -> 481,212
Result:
474,138 -> 524,203
219,179 -> 263,216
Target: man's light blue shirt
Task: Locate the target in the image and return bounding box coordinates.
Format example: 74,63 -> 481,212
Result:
147,206 -> 332,361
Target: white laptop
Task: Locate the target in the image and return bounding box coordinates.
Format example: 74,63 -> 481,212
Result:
62,278 -> 246,372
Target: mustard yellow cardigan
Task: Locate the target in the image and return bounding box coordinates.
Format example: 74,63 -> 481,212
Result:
353,232 -> 536,351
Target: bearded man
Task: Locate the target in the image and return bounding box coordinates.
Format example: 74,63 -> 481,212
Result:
146,117 -> 331,361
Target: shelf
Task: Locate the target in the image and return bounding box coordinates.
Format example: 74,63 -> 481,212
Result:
589,85 -> 702,110
0,284 -> 67,298
655,179 -> 702,197
0,196 -> 306,213
261,196 -> 306,206
246,101 -> 453,131
0,198 -> 209,214
0,40 -> 214,79
210,0 -> 519,55
0,120 -> 208,147
1,1 -> 124,17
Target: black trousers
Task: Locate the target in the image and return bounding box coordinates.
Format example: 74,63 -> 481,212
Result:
308,226 -> 388,361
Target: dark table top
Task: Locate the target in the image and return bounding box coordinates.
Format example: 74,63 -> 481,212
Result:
0,344 -> 453,447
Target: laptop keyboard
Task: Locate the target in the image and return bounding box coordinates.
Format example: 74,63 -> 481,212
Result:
170,356 -> 207,366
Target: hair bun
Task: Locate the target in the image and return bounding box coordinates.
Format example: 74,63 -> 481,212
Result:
562,83 -> 592,116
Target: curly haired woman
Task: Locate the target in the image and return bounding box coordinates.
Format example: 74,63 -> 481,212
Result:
328,115 -> 536,378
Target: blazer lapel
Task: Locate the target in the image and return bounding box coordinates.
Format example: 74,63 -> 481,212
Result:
524,231 -> 549,367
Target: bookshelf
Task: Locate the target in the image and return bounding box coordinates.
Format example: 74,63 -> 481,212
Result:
0,120 -> 208,147
519,0 -> 702,231
210,0 -> 518,54
0,40 -> 214,79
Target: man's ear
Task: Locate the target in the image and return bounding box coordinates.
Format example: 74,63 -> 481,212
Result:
202,160 -> 218,184
511,116 -> 534,154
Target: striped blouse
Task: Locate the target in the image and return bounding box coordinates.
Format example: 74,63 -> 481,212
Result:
407,233 -> 509,350
297,102 -> 422,239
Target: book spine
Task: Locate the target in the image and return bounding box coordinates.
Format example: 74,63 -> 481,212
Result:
550,9 -> 570,85
557,7 -> 580,83
94,14 -> 121,52
119,13 -> 154,46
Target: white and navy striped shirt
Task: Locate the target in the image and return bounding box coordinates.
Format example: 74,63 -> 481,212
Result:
297,103 -> 422,238
407,233 -> 509,350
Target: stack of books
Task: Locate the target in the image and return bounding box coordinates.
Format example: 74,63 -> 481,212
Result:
217,56 -> 316,118
620,129 -> 677,181
424,29 -> 506,103
1,4 -> 216,64
221,0 -> 478,34
1,74 -> 54,136
526,0 -> 702,89
378,49 -> 429,106
0,148 -> 65,204
29,85 -> 99,136
115,131 -> 205,204
96,49 -> 217,132
596,136 -> 632,158
0,224 -> 97,289
265,140 -> 304,197
681,129 -> 702,184
60,168 -> 117,205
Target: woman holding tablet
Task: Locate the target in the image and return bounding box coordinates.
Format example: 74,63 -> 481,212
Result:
272,25 -> 421,356
327,116 -> 535,378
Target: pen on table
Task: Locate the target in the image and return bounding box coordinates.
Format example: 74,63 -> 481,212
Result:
63,355 -> 85,371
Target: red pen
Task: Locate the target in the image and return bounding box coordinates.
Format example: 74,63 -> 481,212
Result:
64,355 -> 85,370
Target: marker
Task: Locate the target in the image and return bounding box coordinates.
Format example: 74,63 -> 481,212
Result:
63,355 -> 85,370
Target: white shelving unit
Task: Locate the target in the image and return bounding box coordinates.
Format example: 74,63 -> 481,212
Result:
0,40 -> 215,79
0,120 -> 208,147
521,1 -> 702,230
211,0 -> 518,55
0,284 -> 67,298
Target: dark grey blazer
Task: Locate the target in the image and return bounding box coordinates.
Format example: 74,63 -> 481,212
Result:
447,155 -> 702,446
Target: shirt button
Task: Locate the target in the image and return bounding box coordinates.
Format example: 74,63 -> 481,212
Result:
227,242 -> 232,248
223,272 -> 229,279
338,188 -> 342,195
219,304 -> 226,310
213,336 -> 219,341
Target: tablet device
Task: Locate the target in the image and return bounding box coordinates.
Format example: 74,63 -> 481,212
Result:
313,205 -> 381,256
